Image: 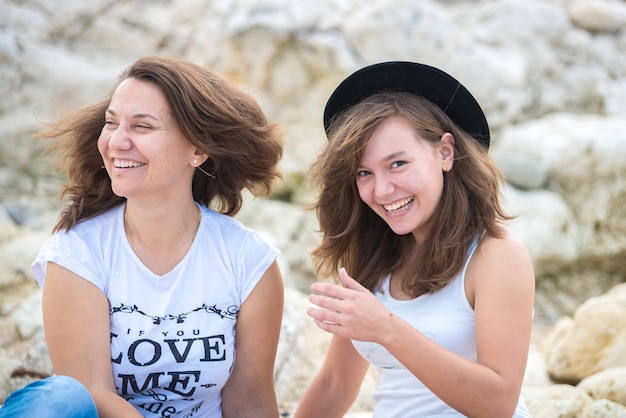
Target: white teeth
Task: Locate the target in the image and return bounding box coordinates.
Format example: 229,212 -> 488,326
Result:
383,197 -> 414,212
114,159 -> 145,168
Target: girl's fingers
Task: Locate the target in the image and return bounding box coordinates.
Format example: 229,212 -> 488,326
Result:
308,292 -> 343,311
311,282 -> 350,299
310,268 -> 366,299
307,307 -> 341,325
337,268 -> 366,291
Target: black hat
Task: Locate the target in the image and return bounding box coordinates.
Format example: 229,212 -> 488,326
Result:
323,61 -> 490,148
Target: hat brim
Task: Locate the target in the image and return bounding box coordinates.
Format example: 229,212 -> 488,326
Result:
323,61 -> 490,148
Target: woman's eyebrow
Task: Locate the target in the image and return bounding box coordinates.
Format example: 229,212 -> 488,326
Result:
383,151 -> 406,162
105,108 -> 159,121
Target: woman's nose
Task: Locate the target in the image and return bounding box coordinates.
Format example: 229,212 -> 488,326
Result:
374,174 -> 394,198
107,123 -> 132,150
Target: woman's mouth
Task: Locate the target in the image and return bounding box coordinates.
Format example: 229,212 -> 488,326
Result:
113,159 -> 145,168
383,197 -> 414,213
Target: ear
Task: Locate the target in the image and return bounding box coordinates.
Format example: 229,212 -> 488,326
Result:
439,132 -> 455,172
190,149 -> 209,167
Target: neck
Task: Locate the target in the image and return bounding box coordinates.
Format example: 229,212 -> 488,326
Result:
123,202 -> 202,269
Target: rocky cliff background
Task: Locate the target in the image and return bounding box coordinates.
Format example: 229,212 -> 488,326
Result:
1,0 -> 626,416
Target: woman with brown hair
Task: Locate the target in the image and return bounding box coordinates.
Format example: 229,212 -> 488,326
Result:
295,61 -> 534,417
1,55 -> 284,418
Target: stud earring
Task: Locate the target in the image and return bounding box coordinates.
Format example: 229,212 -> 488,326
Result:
194,157 -> 216,178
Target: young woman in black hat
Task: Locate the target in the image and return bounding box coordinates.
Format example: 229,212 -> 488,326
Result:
295,62 -> 534,417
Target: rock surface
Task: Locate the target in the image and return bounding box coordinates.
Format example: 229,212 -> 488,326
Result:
544,284 -> 626,384
1,0 -> 626,415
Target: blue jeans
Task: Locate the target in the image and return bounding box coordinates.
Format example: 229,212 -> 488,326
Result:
0,375 -> 97,418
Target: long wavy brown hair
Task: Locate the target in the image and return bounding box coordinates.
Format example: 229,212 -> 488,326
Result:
310,91 -> 512,297
38,56 -> 283,232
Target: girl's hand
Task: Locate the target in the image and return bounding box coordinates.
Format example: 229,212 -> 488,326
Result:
307,268 -> 393,342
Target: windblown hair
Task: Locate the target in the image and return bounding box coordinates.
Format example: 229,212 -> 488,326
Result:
38,55 -> 283,232
310,91 -> 512,297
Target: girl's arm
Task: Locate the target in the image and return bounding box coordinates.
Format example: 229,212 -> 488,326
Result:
294,334 -> 370,418
221,261 -> 284,418
42,262 -> 143,418
308,234 -> 535,418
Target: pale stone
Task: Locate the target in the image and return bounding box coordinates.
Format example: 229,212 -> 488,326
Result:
343,0 -> 456,64
524,344 -> 552,387
236,196 -> 319,291
453,0 -> 570,126
578,367 -> 626,406
541,316 -> 573,357
494,113 -> 626,296
494,152 -> 549,190
0,357 -> 22,401
545,284 -> 626,383
569,0 -> 626,32
274,289 -> 377,415
580,398 -> 626,417
524,384 -> 593,418
274,286 -> 310,412
534,271 -> 625,322
0,231 -> 50,287
493,113 -> 626,202
11,291 -> 43,340
503,186 -> 579,272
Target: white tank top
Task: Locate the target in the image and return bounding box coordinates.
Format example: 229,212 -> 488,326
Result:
352,239 -> 531,417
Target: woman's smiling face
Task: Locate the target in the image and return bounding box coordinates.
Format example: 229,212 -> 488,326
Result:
98,78 -> 199,199
356,115 -> 454,242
